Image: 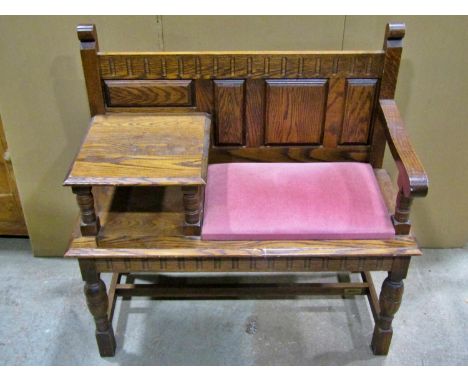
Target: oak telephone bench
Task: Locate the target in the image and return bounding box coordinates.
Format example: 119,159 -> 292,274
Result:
64,23 -> 428,357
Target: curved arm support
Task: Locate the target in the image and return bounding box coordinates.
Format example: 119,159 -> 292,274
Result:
378,99 -> 428,234
379,99 -> 429,198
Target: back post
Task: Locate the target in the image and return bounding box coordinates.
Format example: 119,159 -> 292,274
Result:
370,23 -> 406,168
77,24 -> 106,116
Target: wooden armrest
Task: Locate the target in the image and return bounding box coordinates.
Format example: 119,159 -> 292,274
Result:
378,99 -> 428,234
379,99 -> 429,198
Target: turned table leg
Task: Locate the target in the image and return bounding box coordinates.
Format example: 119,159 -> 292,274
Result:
79,260 -> 116,357
72,186 -> 100,236
371,258 -> 410,355
182,185 -> 203,236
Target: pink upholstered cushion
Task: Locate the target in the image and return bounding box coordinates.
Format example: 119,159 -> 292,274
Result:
201,162 -> 395,240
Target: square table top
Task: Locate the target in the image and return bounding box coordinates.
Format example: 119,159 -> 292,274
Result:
64,113 -> 211,187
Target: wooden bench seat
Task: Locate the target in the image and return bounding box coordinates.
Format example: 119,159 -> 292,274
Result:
65,23 -> 428,358
66,169 -> 420,262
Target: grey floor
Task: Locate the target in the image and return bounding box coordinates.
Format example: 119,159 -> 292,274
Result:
0,238 -> 467,365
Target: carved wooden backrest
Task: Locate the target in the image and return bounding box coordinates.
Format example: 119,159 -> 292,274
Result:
78,23 -> 405,166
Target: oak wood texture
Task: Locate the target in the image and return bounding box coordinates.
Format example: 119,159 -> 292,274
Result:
194,79 -> 214,114
379,100 -> 428,198
245,79 -> 265,147
378,99 -> 428,234
72,186 -> 100,236
182,185 -> 203,236
96,270 -> 383,358
380,23 -> 405,99
69,22 -> 429,357
213,80 -> 245,145
107,273 -> 121,322
98,52 -> 385,80
361,271 -> 380,322
371,257 -> 410,355
209,145 -> 370,163
78,24 -> 106,116
82,26 -> 406,165
95,50 -> 387,160
370,23 -> 405,167
94,46 -> 385,162
64,113 -> 211,186
322,78 -> 345,147
111,274 -> 371,299
265,79 -> 327,145
340,79 -> 377,144
104,80 -> 193,107
79,259 -> 116,357
0,115 -> 28,236
74,255 -> 413,275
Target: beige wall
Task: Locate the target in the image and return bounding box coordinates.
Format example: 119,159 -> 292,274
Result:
0,16 -> 466,256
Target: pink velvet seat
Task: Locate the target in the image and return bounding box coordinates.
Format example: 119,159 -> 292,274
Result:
201,162 -> 395,241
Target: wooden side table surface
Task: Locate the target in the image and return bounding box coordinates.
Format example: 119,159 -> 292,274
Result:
64,113 -> 211,186
64,113 -> 211,237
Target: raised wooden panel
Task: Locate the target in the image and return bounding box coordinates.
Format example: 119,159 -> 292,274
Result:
323,78 -> 346,148
265,79 -> 328,145
213,80 -> 245,146
245,79 -> 265,147
104,80 -> 192,107
194,79 -> 214,114
340,79 -> 378,144
98,53 -> 385,80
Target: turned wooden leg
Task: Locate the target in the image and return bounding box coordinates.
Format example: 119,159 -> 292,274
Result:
371,258 -> 409,355
182,185 -> 203,236
79,260 -> 116,357
392,189 -> 413,235
72,186 -> 100,236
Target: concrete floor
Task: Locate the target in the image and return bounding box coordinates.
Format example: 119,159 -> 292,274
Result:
0,237 -> 467,365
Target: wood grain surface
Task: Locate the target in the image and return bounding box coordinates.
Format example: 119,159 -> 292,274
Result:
77,254 -> 410,274
265,79 -> 327,144
369,23 -> 405,167
98,52 -> 385,80
78,24 -> 105,116
322,78 -> 346,148
213,80 -> 245,145
64,113 -> 211,186
340,79 -> 377,144
71,23 -> 423,358
379,100 -> 428,198
75,24 -> 415,169
104,80 -> 193,107
208,145 -> 370,163
245,79 -> 265,147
